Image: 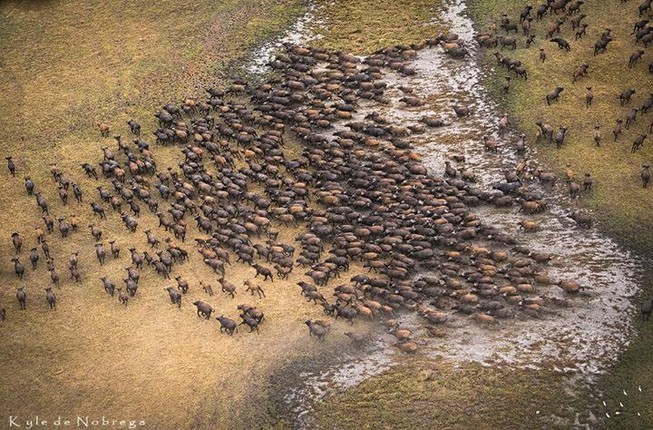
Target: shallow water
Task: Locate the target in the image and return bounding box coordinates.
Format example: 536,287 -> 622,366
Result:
244,0 -> 642,425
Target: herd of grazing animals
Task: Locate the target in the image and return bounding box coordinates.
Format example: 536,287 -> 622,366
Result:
2,0 -> 652,351
477,0 -> 653,188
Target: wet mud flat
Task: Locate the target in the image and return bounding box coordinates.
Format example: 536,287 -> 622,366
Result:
241,0 -> 642,426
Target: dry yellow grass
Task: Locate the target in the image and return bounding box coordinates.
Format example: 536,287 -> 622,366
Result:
1,0 -> 637,428
0,0 -> 466,427
1,127 -> 382,428
1,134 -> 375,429
0,1 -> 383,429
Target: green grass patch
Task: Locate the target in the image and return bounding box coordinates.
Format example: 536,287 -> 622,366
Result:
315,358 -> 587,429
313,0 -> 444,54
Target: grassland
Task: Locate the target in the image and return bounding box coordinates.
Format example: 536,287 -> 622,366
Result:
311,0 -> 443,54
315,358 -> 590,430
0,1 -> 329,429
0,0 -> 478,428
468,0 -> 653,255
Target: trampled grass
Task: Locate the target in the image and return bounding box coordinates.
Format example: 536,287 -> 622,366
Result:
297,1 -> 602,428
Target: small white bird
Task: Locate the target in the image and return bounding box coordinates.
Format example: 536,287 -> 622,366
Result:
638,386 -> 642,392
638,412 -> 641,417
620,402 -> 624,408
602,400 -> 607,407
624,389 -> 628,396
606,413 -> 611,418
616,412 -> 621,416
536,411 -> 540,415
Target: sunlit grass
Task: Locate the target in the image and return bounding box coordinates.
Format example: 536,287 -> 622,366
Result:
0,1 -> 325,428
